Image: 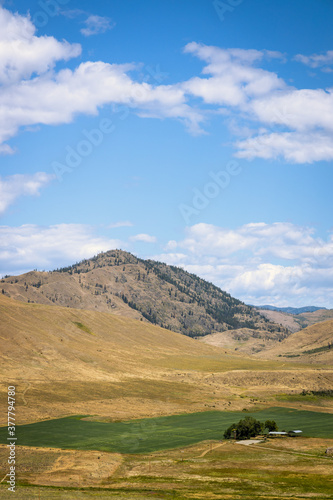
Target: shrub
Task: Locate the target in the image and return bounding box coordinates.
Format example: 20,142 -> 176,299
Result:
224,416 -> 265,439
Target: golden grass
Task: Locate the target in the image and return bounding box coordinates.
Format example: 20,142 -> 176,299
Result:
1,437 -> 333,498
0,294 -> 332,427
255,319 -> 333,363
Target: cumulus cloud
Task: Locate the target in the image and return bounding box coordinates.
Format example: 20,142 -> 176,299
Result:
80,15 -> 115,36
182,43 -> 333,163
0,6 -> 81,85
235,131 -> 333,163
170,222 -> 323,261
156,223 -> 333,307
130,233 -> 157,243
182,43 -> 286,107
0,6 -> 202,153
1,5 -> 333,163
0,59 -> 196,149
250,88 -> 333,132
0,224 -> 124,276
0,172 -> 55,215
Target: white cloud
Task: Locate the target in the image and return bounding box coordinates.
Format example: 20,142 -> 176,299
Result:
156,223 -> 333,308
130,233 -> 157,243
234,85 -> 333,162
295,50 -> 333,69
149,252 -> 188,265
1,7 -> 333,164
80,15 -> 115,36
0,7 -> 81,85
0,144 -> 15,155
0,224 -> 124,276
0,6 -> 202,153
0,172 -> 55,215
164,240 -> 178,250
235,131 -> 333,163
0,60 -> 194,149
174,222 -> 326,262
182,43 -> 285,107
182,43 -> 333,163
250,88 -> 333,132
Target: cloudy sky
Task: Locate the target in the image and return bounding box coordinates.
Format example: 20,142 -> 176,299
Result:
1,0 -> 333,307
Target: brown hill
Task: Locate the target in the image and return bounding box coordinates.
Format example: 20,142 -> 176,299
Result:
199,327 -> 282,355
1,295 -> 332,426
255,319 -> 333,364
0,249 -> 287,341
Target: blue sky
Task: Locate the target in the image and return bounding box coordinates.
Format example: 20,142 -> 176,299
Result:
1,0 -> 333,307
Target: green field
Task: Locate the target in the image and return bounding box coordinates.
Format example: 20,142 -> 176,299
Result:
1,407 -> 333,454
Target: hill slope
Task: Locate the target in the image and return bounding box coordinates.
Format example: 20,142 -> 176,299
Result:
255,319 -> 333,364
258,308 -> 333,333
1,295 -> 332,426
0,249 -> 287,340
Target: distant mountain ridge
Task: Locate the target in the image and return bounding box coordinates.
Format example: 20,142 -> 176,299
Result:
255,305 -> 327,315
1,249 -> 288,340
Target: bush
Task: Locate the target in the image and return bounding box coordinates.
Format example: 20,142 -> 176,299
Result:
264,420 -> 278,432
224,416 -> 266,439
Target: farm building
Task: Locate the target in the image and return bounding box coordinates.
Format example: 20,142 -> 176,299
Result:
288,430 -> 302,437
268,430 -> 303,438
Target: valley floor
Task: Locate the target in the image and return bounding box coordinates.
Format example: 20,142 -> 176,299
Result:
1,295 -> 332,498
1,436 -> 332,499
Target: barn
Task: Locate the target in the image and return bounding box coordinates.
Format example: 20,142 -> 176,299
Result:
268,430 -> 303,438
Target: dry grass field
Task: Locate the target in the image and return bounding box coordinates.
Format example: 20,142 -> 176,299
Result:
1,295 -> 332,426
1,295 -> 333,498
1,437 -> 333,499
255,319 -> 333,364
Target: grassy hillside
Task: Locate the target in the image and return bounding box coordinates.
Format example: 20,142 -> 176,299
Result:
199,327 -> 288,355
255,319 -> 333,363
0,249 -> 288,340
203,319 -> 333,363
1,295 -> 332,427
1,295 -> 332,498
0,293 -> 271,382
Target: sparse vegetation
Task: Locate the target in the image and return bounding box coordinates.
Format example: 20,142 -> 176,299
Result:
303,344 -> 332,354
0,249 -> 290,343
72,322 -> 94,335
0,291 -> 332,498
1,436 -> 333,499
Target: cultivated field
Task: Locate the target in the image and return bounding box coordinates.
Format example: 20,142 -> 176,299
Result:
1,408 -> 333,454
